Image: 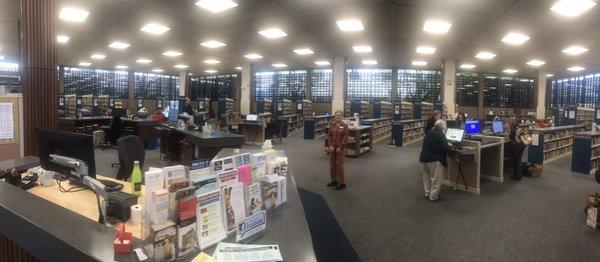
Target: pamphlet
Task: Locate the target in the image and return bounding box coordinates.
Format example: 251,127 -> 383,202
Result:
236,211 -> 266,242
177,219 -> 197,257
245,182 -> 263,215
251,153 -> 267,178
196,190 -> 227,250
241,153 -> 252,165
190,159 -> 217,196
222,183 -> 246,234
212,242 -> 282,262
217,169 -> 239,189
262,175 -> 287,211
234,154 -> 244,167
237,164 -> 252,186
163,165 -> 186,186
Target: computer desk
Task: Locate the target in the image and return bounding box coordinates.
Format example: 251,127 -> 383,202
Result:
443,135 -> 505,195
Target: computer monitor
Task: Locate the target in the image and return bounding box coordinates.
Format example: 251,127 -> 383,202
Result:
465,120 -> 481,135
246,114 -> 258,121
492,121 -> 504,134
168,108 -> 179,122
36,128 -> 96,179
446,128 -> 464,142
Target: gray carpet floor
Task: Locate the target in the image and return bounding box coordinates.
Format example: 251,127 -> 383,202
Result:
96,135 -> 600,262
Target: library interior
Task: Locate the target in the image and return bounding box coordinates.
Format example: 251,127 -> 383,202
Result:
2,0 -> 600,261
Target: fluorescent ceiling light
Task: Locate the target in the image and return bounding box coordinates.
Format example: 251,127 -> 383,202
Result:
59,7 -> 89,22
109,41 -> 130,49
57,35 -> 70,44
272,63 -> 287,68
235,66 -> 242,70
551,0 -> 596,17
475,51 -> 496,60
416,46 -> 436,54
314,60 -> 330,66
188,73 -> 193,76
244,53 -> 263,60
78,62 -> 91,67
258,28 -> 287,39
152,68 -> 164,73
136,58 -> 152,64
526,59 -> 546,66
203,59 -> 221,64
503,68 -> 518,74
174,64 -> 189,69
562,45 -> 588,55
162,50 -> 183,57
546,73 -> 554,77
353,45 -> 372,53
201,40 -> 226,48
412,60 -> 427,66
336,19 -> 364,32
195,0 -> 238,13
362,60 -> 377,65
0,56 -> 3,60
459,64 -> 476,69
90,53 -> 106,60
567,66 -> 585,72
115,65 -> 128,69
423,20 -> 452,34
293,48 -> 314,55
502,32 -> 530,45
140,23 -> 170,35
205,69 -> 218,74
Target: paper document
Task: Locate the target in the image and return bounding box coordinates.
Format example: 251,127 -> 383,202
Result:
212,242 -> 282,262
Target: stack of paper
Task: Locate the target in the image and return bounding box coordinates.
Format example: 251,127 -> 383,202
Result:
212,242 -> 282,262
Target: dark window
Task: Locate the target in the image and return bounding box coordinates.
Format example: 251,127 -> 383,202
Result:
397,69 -> 441,102
347,69 -> 392,101
63,67 -> 129,99
455,72 -> 479,107
483,74 -> 534,108
190,74 -> 239,100
253,70 -> 307,101
311,69 -> 333,102
134,72 -> 179,100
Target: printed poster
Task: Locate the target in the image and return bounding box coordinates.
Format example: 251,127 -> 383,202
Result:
196,190 -> 227,250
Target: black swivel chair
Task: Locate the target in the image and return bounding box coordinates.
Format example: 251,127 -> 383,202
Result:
115,135 -> 145,181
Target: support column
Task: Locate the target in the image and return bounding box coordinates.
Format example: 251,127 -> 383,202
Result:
536,70 -> 547,118
332,57 -> 346,113
179,70 -> 188,98
20,0 -> 57,155
391,67 -> 398,101
478,73 -> 485,118
240,63 -> 252,115
442,59 -> 456,116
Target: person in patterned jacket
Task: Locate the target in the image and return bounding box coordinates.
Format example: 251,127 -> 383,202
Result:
327,110 -> 349,190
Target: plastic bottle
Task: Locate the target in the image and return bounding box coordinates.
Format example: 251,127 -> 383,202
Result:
131,161 -> 142,196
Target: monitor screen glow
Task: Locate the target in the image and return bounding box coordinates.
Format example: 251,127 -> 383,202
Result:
465,120 -> 481,135
446,128 -> 464,142
492,121 -> 504,134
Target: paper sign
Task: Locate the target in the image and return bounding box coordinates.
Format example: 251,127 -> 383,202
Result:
394,105 -> 400,115
569,111 -> 575,119
236,211 -> 266,242
297,103 -> 302,110
587,207 -> 598,229
597,110 -> 600,119
531,133 -> 539,146
0,102 -> 15,140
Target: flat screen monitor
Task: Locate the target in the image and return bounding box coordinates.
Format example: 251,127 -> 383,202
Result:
168,108 -> 179,122
492,121 -> 504,134
465,120 -> 481,135
246,114 -> 258,121
446,128 -> 464,142
36,128 -> 96,179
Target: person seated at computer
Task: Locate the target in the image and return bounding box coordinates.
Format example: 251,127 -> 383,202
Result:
508,120 -> 528,180
419,119 -> 454,202
151,109 -> 167,122
455,113 -> 467,130
424,110 -> 442,134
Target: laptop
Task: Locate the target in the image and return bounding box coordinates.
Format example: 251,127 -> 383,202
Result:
446,128 -> 465,150
492,121 -> 504,135
246,114 -> 258,121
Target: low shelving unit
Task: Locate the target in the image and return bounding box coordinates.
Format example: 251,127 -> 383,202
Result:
277,114 -> 304,137
373,101 -> 393,118
571,131 -> 600,175
296,99 -> 312,118
256,99 -> 272,114
362,117 -> 393,143
413,101 -> 434,119
346,126 -> 373,158
527,124 -> 587,164
564,106 -> 595,131
391,119 -> 427,147
304,115 -> 333,139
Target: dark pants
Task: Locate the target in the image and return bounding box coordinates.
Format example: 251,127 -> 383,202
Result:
509,141 -> 525,179
330,147 -> 345,184
511,159 -> 523,179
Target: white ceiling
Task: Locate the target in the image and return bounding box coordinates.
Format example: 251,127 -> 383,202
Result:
0,0 -> 599,77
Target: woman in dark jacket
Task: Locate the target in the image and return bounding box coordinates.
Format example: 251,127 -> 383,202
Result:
424,110 -> 442,134
419,119 -> 453,201
508,120 -> 527,180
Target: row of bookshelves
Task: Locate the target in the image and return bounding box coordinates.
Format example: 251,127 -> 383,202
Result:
572,132 -> 600,175
217,98 -> 235,123
275,99 -> 293,116
362,117 -> 393,143
346,126 -> 373,157
277,114 -> 304,137
391,119 -> 428,147
303,115 -> 333,139
373,101 -> 393,118
528,125 -> 587,164
297,100 -> 312,118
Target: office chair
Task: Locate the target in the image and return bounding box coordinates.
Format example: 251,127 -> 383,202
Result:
115,135 -> 145,181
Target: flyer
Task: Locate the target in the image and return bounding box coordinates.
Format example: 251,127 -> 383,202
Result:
236,211 -> 266,242
217,169 -> 239,189
196,190 -> 227,250
251,153 -> 267,178
222,183 -> 246,234
190,159 -> 217,196
245,182 -> 263,215
177,219 -> 197,257
212,242 -> 282,262
241,153 -> 252,165
234,154 -> 244,167
237,164 -> 252,187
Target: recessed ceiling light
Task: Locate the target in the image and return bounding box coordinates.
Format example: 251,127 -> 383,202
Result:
503,68 -> 518,74
203,59 -> 221,64
90,53 -> 106,60
353,45 -> 372,53
115,65 -> 128,69
174,64 -> 189,69
412,60 -> 427,66
0,56 -> 4,60
293,48 -> 314,55
562,45 -> 588,55
244,53 -> 263,60
201,40 -> 226,48
188,73 -> 194,76
475,51 -> 496,60
423,20 -> 452,34
502,32 -> 530,45
416,46 -> 436,54
59,7 -> 89,22
152,68 -> 164,73
362,60 -> 377,65
258,28 -> 287,39
526,59 -> 546,66
78,62 -> 91,67
314,60 -> 330,66
57,35 -> 70,44
546,73 -> 554,77
567,66 -> 585,72
136,58 -> 152,64
459,64 -> 476,69
109,41 -> 130,49
551,0 -> 596,17
162,50 -> 183,57
205,69 -> 218,74
235,66 -> 242,70
336,19 -> 364,32
272,63 -> 287,68
140,23 -> 170,35
195,0 -> 238,13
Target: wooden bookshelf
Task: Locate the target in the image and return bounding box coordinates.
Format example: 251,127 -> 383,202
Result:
296,99 -> 312,118
485,109 -> 515,121
373,101 -> 393,118
351,100 -> 370,119
217,98 -> 234,122
275,99 -> 293,116
413,102 -> 434,119
344,101 -> 352,117
346,126 -> 373,158
81,94 -> 93,112
362,117 -> 393,143
195,98 -> 210,112
277,114 -> 304,137
256,99 -> 272,114
97,95 -> 109,116
528,125 -> 587,164
304,115 -> 333,139
391,119 -> 427,147
564,106 -> 594,131
64,94 -> 77,118
572,131 -> 600,175
395,101 -> 413,120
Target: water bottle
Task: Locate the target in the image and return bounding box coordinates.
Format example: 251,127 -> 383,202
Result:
131,161 -> 142,196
